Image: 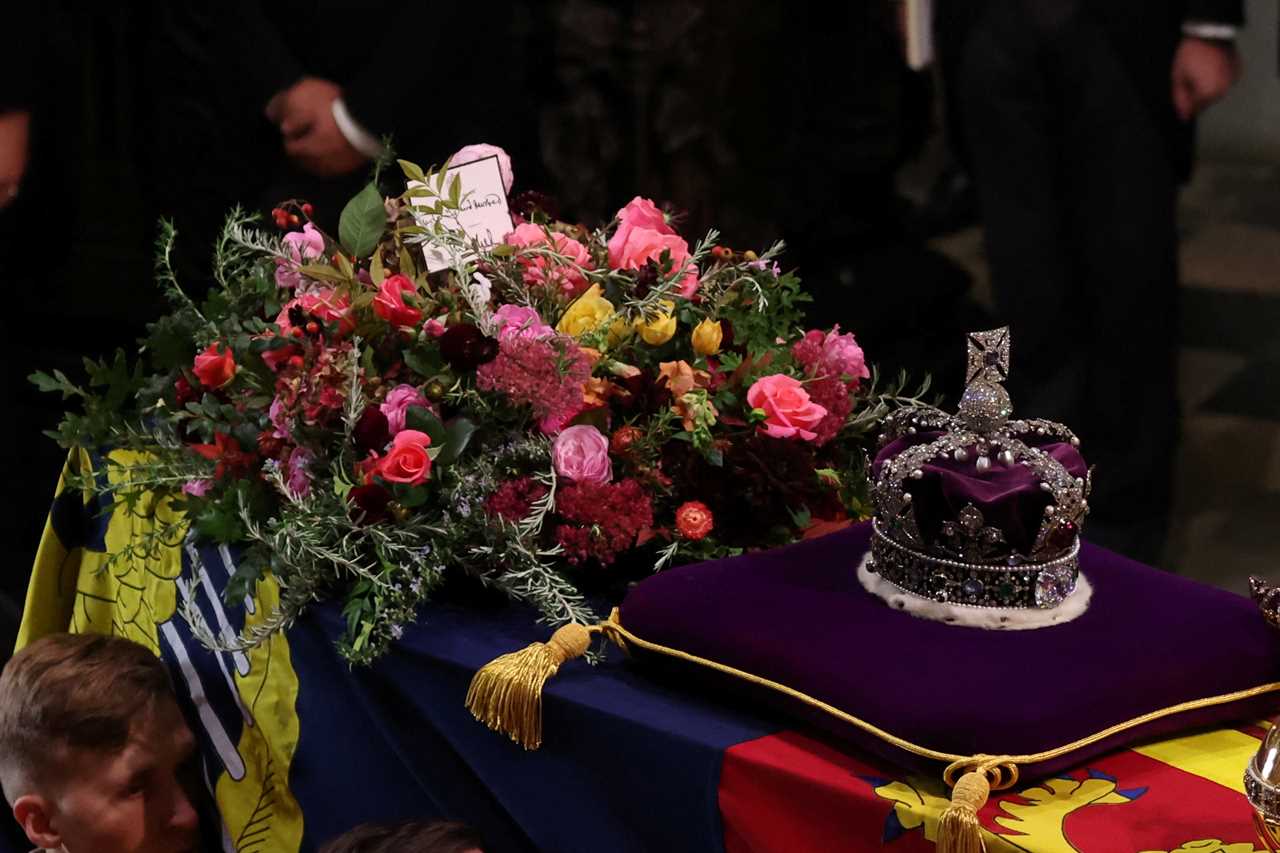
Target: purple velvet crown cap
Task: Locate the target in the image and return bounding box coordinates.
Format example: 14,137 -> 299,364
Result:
873,431 -> 1088,558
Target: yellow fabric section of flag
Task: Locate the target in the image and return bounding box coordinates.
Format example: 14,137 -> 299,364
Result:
1132,728 -> 1262,794
16,451 -> 306,852
215,574 -> 306,853
16,447 -> 93,651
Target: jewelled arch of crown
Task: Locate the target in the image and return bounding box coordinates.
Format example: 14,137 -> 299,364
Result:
867,328 -> 1092,611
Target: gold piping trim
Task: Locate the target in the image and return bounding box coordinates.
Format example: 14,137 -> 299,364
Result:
601,609 -> 1280,769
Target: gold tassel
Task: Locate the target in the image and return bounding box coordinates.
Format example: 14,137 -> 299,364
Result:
936,770 -> 990,853
465,622 -> 595,750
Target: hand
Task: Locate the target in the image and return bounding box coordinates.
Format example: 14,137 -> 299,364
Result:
0,110 -> 31,209
265,77 -> 368,177
1171,36 -> 1240,121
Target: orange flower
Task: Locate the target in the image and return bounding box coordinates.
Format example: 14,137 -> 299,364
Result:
658,360 -> 710,399
676,501 -> 714,540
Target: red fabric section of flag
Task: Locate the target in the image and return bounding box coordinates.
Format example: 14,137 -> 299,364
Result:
719,730 -> 1262,852
719,731 -> 934,853
1058,749 -> 1259,851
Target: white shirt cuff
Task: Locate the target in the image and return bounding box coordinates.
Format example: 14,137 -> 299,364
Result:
1182,21 -> 1239,40
330,97 -> 384,159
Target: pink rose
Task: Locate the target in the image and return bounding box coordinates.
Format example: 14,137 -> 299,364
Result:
608,197 -> 674,265
450,143 -> 514,194
373,274 -> 423,328
505,223 -> 593,296
423,315 -> 447,338
747,374 -> 828,441
380,384 -> 429,435
820,326 -> 870,387
551,424 -> 613,483
493,303 -> 554,341
609,225 -> 700,298
275,222 -> 326,289
375,429 -> 433,485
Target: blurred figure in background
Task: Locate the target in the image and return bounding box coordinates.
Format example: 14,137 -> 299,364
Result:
935,0 -> 1242,564
538,1 -> 988,395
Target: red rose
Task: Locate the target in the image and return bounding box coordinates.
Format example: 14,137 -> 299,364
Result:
375,429 -> 433,485
676,501 -> 714,541
372,274 -> 423,328
193,343 -> 236,389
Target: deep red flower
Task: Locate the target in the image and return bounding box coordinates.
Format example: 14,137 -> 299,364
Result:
348,484 -> 392,524
174,374 -> 198,407
439,324 -> 498,372
486,476 -> 550,523
554,478 -> 654,566
352,405 -> 392,453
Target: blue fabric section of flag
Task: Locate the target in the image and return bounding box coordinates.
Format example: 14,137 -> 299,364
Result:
291,601 -> 781,853
171,541 -> 779,852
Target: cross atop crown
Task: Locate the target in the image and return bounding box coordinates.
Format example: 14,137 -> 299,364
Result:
966,327 -> 1010,387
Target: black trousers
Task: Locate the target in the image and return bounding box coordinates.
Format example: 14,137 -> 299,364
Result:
955,1 -> 1181,564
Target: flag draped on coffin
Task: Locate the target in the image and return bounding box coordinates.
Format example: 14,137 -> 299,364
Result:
16,450 -> 1273,853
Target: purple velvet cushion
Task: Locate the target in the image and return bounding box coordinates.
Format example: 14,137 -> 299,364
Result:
619,522 -> 1280,778
873,433 -> 1088,554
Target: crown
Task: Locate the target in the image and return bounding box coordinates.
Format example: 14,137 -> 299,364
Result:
867,328 -> 1091,611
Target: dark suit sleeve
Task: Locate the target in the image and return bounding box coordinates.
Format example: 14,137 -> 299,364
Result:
1182,0 -> 1244,26
213,0 -> 306,112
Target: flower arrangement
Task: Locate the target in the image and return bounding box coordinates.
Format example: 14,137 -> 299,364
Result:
34,147 -> 928,664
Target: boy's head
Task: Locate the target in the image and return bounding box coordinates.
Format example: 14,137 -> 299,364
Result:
0,633 -> 202,853
319,820 -> 484,853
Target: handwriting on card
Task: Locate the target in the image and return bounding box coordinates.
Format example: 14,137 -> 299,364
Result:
409,155 -> 513,272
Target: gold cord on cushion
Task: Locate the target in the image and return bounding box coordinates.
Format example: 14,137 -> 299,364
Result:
465,621 -> 597,749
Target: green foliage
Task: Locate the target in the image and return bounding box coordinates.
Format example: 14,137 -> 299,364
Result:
338,183 -> 387,257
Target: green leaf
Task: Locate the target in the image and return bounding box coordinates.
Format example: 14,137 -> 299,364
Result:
397,484 -> 430,508
397,159 -> 426,184
29,370 -> 80,397
194,498 -> 244,543
338,182 -> 387,258
405,406 -> 446,447
435,417 -> 476,467
403,348 -> 444,379
297,263 -> 348,284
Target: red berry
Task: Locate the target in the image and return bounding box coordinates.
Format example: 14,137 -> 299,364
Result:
289,213 -> 300,226
305,321 -> 319,334
290,327 -> 304,338
288,355 -> 305,368
301,203 -> 314,218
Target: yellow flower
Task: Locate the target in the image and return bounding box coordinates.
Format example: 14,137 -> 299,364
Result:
557,284 -> 615,339
634,300 -> 677,346
691,317 -> 723,357
607,315 -> 632,348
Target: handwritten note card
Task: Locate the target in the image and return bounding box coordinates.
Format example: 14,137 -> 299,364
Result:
410,155 -> 514,272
